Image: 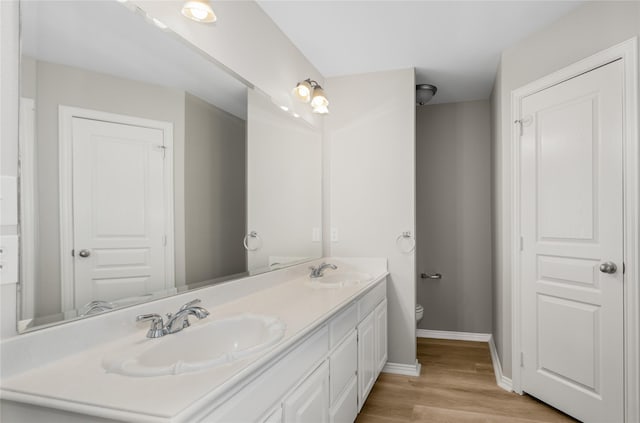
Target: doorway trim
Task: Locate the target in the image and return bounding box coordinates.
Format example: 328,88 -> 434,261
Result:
58,106 -> 175,312
19,97 -> 36,320
510,37 -> 638,422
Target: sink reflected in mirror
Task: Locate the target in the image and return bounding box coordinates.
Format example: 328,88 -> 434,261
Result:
103,314 -> 286,377
306,272 -> 373,288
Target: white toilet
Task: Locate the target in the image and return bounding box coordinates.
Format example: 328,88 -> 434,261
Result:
415,304 -> 424,324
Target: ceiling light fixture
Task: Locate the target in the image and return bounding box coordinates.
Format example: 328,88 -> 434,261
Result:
181,0 -> 217,23
293,78 -> 329,115
416,84 -> 437,106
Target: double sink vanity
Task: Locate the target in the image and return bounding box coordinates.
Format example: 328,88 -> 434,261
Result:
0,258 -> 388,422
1,2 -> 389,422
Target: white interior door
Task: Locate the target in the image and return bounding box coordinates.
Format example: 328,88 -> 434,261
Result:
72,117 -> 167,308
520,59 -> 624,422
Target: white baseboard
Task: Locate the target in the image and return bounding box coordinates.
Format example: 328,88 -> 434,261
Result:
488,336 -> 513,392
416,329 -> 491,342
382,360 -> 421,376
416,329 -> 512,392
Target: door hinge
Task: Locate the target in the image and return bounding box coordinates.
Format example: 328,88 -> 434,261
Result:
71,249 -> 75,257
520,352 -> 524,367
514,115 -> 533,137
623,262 -> 626,274
156,145 -> 167,159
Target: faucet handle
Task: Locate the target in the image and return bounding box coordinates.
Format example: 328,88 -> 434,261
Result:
179,298 -> 202,311
136,313 -> 166,338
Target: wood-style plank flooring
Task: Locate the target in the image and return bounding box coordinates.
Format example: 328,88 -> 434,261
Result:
356,338 -> 578,423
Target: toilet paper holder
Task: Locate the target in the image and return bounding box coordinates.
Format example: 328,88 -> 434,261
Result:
420,272 -> 442,280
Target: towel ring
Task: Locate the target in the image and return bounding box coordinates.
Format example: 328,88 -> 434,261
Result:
243,231 -> 262,251
396,231 -> 415,254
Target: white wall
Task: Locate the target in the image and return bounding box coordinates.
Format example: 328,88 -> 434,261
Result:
325,68 -> 416,367
491,0 -> 640,378
416,100 -> 492,333
246,89 -> 322,273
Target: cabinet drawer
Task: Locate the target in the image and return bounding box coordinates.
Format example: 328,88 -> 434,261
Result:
329,303 -> 357,348
358,279 -> 386,321
329,330 -> 357,404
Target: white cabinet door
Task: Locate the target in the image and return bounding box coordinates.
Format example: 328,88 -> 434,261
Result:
357,311 -> 376,411
284,361 -> 329,423
375,299 -> 388,375
330,330 -> 357,404
330,378 -> 357,423
262,407 -> 283,423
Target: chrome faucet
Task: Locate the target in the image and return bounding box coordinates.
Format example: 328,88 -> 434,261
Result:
309,262 -> 338,278
165,299 -> 210,334
136,299 -> 210,338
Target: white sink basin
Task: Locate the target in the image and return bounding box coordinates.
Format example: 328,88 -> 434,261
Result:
306,272 -> 373,288
103,314 -> 286,377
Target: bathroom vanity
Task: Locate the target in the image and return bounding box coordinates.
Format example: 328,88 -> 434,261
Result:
0,258 -> 388,423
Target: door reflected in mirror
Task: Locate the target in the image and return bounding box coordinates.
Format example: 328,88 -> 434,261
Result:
18,0 -> 322,332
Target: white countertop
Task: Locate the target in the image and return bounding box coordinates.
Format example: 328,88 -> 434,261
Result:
0,258 -> 387,422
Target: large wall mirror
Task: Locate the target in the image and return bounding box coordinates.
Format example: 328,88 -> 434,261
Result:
18,1 -> 322,332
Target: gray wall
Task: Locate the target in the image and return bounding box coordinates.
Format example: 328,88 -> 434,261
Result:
416,100 -> 492,333
184,93 -> 246,285
491,1 -> 640,378
24,59 -> 187,317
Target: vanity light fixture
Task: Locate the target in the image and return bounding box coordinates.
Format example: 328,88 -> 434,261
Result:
181,0 -> 217,23
293,79 -> 313,103
293,78 -> 329,114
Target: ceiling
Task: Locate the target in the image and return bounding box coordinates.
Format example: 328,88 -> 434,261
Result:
257,1 -> 583,105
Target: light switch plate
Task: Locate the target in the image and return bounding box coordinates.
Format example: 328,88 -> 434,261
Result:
331,228 -> 339,242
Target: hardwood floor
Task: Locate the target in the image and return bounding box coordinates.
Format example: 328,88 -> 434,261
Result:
356,338 -> 578,423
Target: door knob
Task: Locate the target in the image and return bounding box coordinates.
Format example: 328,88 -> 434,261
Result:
599,261 -> 617,274
78,249 -> 91,258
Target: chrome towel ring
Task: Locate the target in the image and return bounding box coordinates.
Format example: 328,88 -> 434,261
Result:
243,231 -> 262,251
396,231 -> 415,254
